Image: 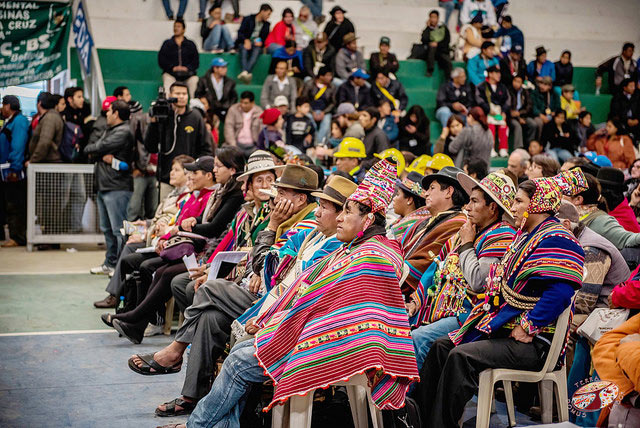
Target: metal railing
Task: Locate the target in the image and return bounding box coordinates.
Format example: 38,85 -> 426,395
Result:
26,164 -> 104,251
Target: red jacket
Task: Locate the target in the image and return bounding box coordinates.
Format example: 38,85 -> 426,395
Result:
265,21 -> 294,47
610,199 -> 640,233
611,264 -> 640,309
161,187 -> 215,239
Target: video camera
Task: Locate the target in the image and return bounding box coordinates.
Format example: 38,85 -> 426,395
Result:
149,87 -> 178,120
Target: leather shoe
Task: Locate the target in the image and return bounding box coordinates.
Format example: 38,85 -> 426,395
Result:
94,295 -> 117,308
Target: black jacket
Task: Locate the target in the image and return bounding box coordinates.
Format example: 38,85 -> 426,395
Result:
370,79 -> 408,111
336,80 -> 373,110
236,14 -> 270,47
436,80 -> 475,110
499,55 -> 526,87
302,44 -> 337,78
507,87 -> 533,118
144,108 -> 213,184
84,121 -> 134,192
398,117 -> 430,156
158,36 -> 199,78
195,71 -> 238,118
363,125 -> 389,157
421,24 -> 450,54
323,18 -> 355,51
554,61 -> 574,87
369,52 -> 399,78
541,121 -> 578,152
475,81 -> 511,116
610,91 -> 640,122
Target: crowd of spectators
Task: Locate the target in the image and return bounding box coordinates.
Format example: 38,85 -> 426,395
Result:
2,1 -> 640,427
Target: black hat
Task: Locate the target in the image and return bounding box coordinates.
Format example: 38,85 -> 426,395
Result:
2,95 -> 20,110
535,46 -> 547,57
184,156 -> 215,173
470,11 -> 483,24
422,166 -> 469,203
596,167 -> 625,192
486,65 -> 500,73
330,6 -> 346,15
481,41 -> 494,51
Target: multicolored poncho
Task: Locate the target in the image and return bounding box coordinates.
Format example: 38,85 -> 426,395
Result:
450,217 -> 584,346
410,220 -> 516,327
388,206 -> 431,241
254,233 -> 419,411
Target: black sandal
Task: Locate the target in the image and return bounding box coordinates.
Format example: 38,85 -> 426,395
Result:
128,353 -> 182,376
155,397 -> 196,417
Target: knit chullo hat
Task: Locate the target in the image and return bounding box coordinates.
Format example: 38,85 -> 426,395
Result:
528,168 -> 588,215
348,158 -> 397,215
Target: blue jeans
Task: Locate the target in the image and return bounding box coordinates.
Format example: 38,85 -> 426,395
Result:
161,0 -> 187,18
203,24 -> 235,51
439,1 -> 455,26
412,316 -> 461,371
127,175 -> 158,221
301,0 -> 323,17
267,43 -> 283,54
548,147 -> 574,164
435,106 -> 453,128
240,45 -> 261,73
187,340 -> 268,428
96,190 -> 131,268
315,112 -> 332,144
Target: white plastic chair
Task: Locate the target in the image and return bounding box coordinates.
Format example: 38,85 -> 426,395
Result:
272,374 -> 384,428
475,299 -> 574,428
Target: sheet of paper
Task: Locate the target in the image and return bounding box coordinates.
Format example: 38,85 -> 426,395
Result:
182,253 -> 198,272
207,251 -> 248,280
135,246 -> 155,254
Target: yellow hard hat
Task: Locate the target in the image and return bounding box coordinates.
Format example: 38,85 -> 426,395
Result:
333,137 -> 367,158
374,148 -> 405,176
405,155 -> 431,175
426,153 -> 454,172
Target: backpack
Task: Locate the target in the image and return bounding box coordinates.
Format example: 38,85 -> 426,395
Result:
60,121 -> 83,162
382,396 -> 422,428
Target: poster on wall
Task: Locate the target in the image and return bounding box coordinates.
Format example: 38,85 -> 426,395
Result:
0,1 -> 71,87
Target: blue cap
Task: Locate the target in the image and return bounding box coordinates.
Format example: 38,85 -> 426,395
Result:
351,68 -> 370,79
511,45 -> 523,54
583,151 -> 613,168
210,57 -> 228,68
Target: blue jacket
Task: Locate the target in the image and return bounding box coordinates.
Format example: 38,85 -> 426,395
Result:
467,55 -> 500,86
527,59 -> 556,82
493,25 -> 524,53
379,116 -> 399,144
0,112 -> 29,174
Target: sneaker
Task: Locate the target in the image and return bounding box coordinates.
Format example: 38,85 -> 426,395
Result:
90,264 -> 115,275
499,148 -> 509,157
491,149 -> 498,158
211,48 -> 224,54
246,72 -> 253,83
144,323 -> 165,337
237,70 -> 248,82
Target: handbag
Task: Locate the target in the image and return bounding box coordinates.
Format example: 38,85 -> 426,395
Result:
576,308 -> 630,344
159,235 -> 206,261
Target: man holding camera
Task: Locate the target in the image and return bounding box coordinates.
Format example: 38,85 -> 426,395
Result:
144,82 -> 213,200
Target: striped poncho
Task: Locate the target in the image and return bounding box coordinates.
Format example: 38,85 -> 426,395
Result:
450,217 -> 584,346
254,234 -> 419,411
388,206 -> 432,241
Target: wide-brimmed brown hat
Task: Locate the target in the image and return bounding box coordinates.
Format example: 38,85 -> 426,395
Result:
342,32 -> 358,45
237,150 -> 282,182
312,175 -> 357,206
273,164 -> 319,192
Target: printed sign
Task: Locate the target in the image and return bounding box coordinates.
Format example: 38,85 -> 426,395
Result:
72,0 -> 92,75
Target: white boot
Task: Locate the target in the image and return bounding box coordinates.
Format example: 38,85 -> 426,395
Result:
499,148 -> 509,157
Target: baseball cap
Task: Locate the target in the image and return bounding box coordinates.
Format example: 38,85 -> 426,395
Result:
210,57 -> 228,67
511,45 -> 523,54
351,68 -> 370,79
273,95 -> 289,107
102,95 -> 117,112
2,95 -> 20,110
336,102 -> 356,116
184,156 -> 215,173
379,36 -> 390,46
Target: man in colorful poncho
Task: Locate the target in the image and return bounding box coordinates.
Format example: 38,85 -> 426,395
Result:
411,171 -> 517,370
400,166 -> 468,299
182,159 -> 419,427
413,169 -> 587,427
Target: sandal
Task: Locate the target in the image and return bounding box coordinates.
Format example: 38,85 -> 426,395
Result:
128,353 -> 182,376
155,397 -> 196,417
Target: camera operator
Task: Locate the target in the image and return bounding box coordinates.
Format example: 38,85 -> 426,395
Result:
144,82 -> 213,199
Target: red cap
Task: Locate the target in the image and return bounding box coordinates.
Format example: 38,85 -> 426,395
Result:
102,96 -> 117,112
260,108 -> 281,126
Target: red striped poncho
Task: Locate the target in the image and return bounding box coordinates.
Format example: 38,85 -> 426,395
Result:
254,234 -> 419,411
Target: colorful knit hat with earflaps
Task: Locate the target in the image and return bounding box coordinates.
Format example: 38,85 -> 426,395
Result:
519,168 -> 588,229
348,158 -> 398,215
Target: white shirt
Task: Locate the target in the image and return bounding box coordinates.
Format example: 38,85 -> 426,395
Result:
274,75 -> 289,92
211,75 -> 224,100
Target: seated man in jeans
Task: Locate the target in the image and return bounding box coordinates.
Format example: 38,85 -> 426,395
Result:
236,3 -> 272,84
162,160 -> 419,428
84,100 -> 134,276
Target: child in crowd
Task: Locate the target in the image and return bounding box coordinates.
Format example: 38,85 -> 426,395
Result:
257,108 -> 285,151
328,119 -> 344,148
560,84 -> 583,134
377,99 -> 399,145
528,139 -> 545,157
284,98 -> 315,152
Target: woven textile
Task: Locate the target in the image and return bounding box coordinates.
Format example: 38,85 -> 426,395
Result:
254,235 -> 419,411
529,169 -> 588,214
348,158 -> 397,214
388,206 -> 431,241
